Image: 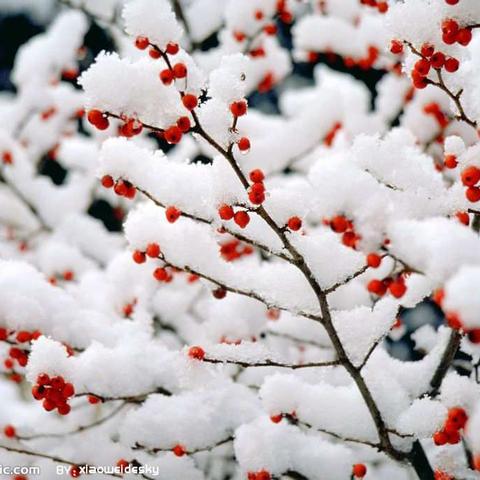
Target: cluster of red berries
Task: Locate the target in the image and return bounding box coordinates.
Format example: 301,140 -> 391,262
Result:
135,34 -> 180,61
323,215 -> 361,249
218,206 -> 248,229
433,407 -> 468,446
220,239 -> 254,262
160,120 -> 190,145
132,242 -> 161,264
101,175 -> 136,200
360,0 -> 388,13
2,328 -> 42,371
441,18 -> 472,46
352,464 -> 367,478
247,470 -> 271,480
119,118 -> 143,138
324,122 -> 342,147
159,63 -> 186,85
423,102 -> 449,129
342,45 -> 379,71
87,109 -> 110,130
32,373 -> 75,415
367,274 -> 408,298
248,169 -> 266,205
461,165 -> 480,202
2,150 -> 13,165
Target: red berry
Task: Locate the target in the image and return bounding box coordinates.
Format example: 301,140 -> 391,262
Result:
164,125 -> 183,144
146,243 -> 161,258
70,466 -> 81,478
87,109 -> 109,130
135,36 -> 149,50
352,464 -> 367,478
37,373 -> 50,385
3,425 -> 15,438
58,403 -> 71,415
431,52 -> 446,69
264,24 -> 277,35
213,287 -> 227,299
330,215 -> 348,233
446,429 -> 460,444
166,206 -> 181,223
367,279 -> 387,296
270,414 -> 282,423
160,69 -> 174,85
442,19 -> 459,35
421,43 -> 435,57
389,280 -> 407,298
248,189 -> 265,205
114,180 -> 128,197
149,47 -> 161,59
456,211 -> 469,225
117,459 -> 129,472
173,63 -> 187,79
234,211 -> 250,228
433,430 -> 448,446
238,137 -> 251,152
466,187 -> 480,202
63,383 -> 75,398
414,58 -> 431,76
457,28 -> 472,46
132,250 -> 146,264
233,31 -> 246,42
445,0 -> 459,4
366,253 -> 382,268
444,57 -> 459,72
188,346 -> 205,360
287,216 -> 302,231
254,9 -> 264,20
377,1 -> 388,13
249,169 -> 264,183
230,100 -> 248,117
63,270 -> 74,281
447,407 -> 468,429
16,331 -> 32,343
390,40 -> 403,55
88,395 -> 100,404
444,154 -> 457,169
177,116 -> 191,132
218,204 -> 234,220
153,267 -> 169,282
0,327 -> 7,340
461,166 -> 480,186
2,150 -> 13,164
182,94 -> 198,111
101,175 -> 114,188
172,444 -> 186,457
256,471 -> 271,480
166,42 -> 179,55
468,329 -> 480,343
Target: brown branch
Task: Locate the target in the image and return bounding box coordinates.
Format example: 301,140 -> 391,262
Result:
429,329 -> 462,397
404,41 -> 477,129
75,386 -> 171,403
203,356 -> 340,369
134,436 -> 233,455
159,254 -> 322,321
